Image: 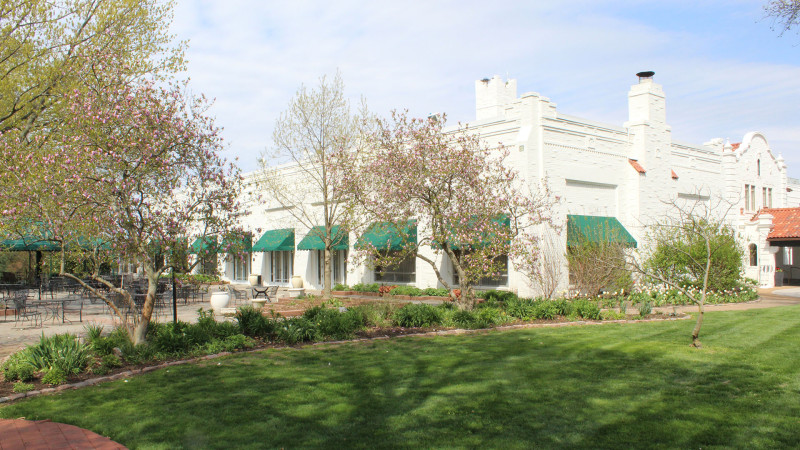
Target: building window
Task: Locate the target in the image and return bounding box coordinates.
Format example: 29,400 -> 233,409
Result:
749,244 -> 758,267
200,254 -> 217,276
757,159 -> 761,176
270,251 -> 293,284
745,184 -> 757,211
768,188 -> 773,208
231,253 -> 249,281
374,251 -> 416,283
316,250 -> 347,286
451,251 -> 508,287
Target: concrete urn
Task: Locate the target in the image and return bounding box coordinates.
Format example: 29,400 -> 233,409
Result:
291,275 -> 303,288
209,291 -> 231,312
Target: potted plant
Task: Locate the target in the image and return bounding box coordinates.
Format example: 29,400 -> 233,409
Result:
209,284 -> 231,312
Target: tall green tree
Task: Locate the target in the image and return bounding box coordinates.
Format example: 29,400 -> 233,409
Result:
259,72 -> 371,298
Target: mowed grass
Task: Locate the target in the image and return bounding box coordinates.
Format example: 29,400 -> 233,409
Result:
3,307 -> 800,449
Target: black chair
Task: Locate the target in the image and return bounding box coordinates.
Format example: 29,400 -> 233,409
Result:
252,285 -> 279,302
11,291 -> 42,328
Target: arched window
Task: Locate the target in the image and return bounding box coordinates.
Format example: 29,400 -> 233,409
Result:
749,244 -> 758,267
757,159 -> 761,176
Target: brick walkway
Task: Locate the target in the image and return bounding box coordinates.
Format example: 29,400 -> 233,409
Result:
0,418 -> 125,449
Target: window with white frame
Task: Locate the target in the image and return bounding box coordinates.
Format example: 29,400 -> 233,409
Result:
231,253 -> 249,281
316,250 -> 347,286
270,251 -> 293,283
374,251 -> 415,283
451,250 -> 508,287
745,184 -> 757,211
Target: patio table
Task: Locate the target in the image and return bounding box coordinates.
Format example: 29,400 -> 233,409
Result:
32,295 -> 83,323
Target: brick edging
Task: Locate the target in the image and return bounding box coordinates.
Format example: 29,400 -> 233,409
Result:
0,315 -> 691,403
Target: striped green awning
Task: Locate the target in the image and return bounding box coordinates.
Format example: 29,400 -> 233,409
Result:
567,215 -> 637,248
190,236 -> 218,254
252,229 -> 295,252
297,226 -> 348,251
356,221 -> 416,251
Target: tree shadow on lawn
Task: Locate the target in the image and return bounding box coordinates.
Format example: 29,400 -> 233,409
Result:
3,309 -> 800,448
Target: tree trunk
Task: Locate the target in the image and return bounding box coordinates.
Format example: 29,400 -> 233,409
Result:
132,271 -> 158,345
691,303 -> 704,348
323,247 -> 332,299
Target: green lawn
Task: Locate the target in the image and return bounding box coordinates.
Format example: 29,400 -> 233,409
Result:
2,307 -> 800,449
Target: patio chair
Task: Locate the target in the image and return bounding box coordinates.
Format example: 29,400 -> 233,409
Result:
228,285 -> 249,306
252,285 -> 279,303
11,291 -> 42,328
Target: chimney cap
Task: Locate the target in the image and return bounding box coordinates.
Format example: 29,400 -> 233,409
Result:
636,71 -> 655,80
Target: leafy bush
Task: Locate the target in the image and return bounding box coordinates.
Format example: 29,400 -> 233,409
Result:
2,350 -> 35,382
573,299 -> 602,320
41,366 -> 67,386
275,317 -> 318,344
12,382 -> 34,393
392,303 -> 443,328
236,306 -> 275,339
388,286 -> 424,296
25,334 -> 90,375
552,299 -> 574,317
505,297 -> 537,320
479,290 -> 518,304
533,300 -> 558,320
332,283 -> 349,291
473,307 -> 507,328
638,300 -> 653,318
303,306 -> 366,340
351,283 -> 380,293
423,288 -> 450,297
351,303 -> 398,328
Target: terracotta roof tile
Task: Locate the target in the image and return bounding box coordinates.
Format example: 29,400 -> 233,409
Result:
671,169 -> 678,180
731,143 -> 740,151
628,159 -> 646,174
757,207 -> 800,240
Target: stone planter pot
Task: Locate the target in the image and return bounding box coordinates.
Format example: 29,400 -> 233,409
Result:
291,275 -> 303,288
209,291 -> 231,312
775,272 -> 784,287
248,274 -> 261,286
251,298 -> 267,309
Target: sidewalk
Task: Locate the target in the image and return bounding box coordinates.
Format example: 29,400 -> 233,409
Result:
653,286 -> 800,315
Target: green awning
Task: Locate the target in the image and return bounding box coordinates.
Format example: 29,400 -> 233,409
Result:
356,221 -> 416,251
252,229 -> 295,252
190,236 -> 218,254
297,226 -> 348,251
221,234 -> 252,252
567,215 -> 637,248
445,215 -> 511,250
0,238 -> 61,252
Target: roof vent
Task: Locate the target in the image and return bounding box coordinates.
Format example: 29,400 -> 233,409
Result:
636,71 -> 655,82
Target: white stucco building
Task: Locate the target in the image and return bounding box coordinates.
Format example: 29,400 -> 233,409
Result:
213,72 -> 799,295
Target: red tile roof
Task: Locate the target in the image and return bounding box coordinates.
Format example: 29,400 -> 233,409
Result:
628,159 -> 646,174
671,169 -> 678,180
757,208 -> 800,240
731,143 -> 740,151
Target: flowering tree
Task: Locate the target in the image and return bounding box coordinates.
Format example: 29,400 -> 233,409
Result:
0,0 -> 184,136
336,111 -> 552,309
0,70 -> 244,344
259,72 -> 370,297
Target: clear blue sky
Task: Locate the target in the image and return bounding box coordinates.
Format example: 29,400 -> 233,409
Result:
172,0 -> 800,178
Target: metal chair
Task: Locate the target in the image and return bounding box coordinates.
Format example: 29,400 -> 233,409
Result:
252,285 -> 279,303
11,291 -> 42,328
